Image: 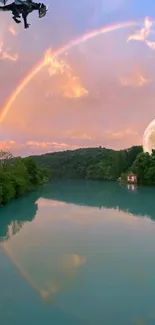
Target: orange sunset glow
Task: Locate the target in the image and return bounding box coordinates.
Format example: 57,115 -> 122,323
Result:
0,15 -> 155,156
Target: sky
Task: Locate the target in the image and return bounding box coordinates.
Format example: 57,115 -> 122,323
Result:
0,0 -> 155,156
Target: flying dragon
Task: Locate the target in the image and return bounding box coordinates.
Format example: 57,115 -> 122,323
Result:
0,0 -> 48,29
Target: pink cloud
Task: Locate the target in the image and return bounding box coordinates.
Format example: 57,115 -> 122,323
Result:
127,17 -> 152,42
2,51 -> 19,61
0,140 -> 25,153
119,72 -> 149,87
8,25 -> 18,36
65,131 -> 93,140
0,140 -> 82,156
104,128 -> 140,140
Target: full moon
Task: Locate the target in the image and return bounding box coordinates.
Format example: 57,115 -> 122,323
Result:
143,119 -> 155,154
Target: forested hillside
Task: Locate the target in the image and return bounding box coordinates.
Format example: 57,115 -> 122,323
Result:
32,146 -> 143,180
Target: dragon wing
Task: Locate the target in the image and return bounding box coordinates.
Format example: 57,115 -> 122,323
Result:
0,0 -> 9,5
14,0 -> 33,4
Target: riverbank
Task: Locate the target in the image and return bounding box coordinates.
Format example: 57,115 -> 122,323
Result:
0,154 -> 50,207
1,143 -> 154,208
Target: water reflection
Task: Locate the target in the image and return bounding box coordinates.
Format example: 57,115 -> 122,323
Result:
1,180 -> 155,311
39,254 -> 87,301
127,183 -> 137,192
0,190 -> 39,241
1,180 -> 155,242
40,180 -> 155,220
3,239 -> 87,303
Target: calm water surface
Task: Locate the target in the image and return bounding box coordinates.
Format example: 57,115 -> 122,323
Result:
1,180 -> 155,325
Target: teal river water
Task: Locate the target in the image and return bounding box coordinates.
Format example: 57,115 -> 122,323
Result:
1,180 -> 155,325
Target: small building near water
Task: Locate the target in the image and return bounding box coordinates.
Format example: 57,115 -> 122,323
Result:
127,172 -> 137,184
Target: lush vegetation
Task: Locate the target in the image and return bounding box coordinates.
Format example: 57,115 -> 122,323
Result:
0,151 -> 50,206
32,145 -> 143,181
2,144 -> 155,207
32,145 -> 155,185
132,149 -> 155,185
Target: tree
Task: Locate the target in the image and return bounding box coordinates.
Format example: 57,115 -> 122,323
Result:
0,151 -> 50,207
0,150 -> 13,170
23,157 -> 40,186
0,170 -> 16,204
11,158 -> 31,197
37,165 -> 51,184
131,151 -> 154,185
0,150 -> 13,160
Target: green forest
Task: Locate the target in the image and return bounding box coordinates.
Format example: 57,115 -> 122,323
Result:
1,145 -> 155,207
31,145 -> 140,179
0,151 -> 50,206
32,145 -> 155,185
